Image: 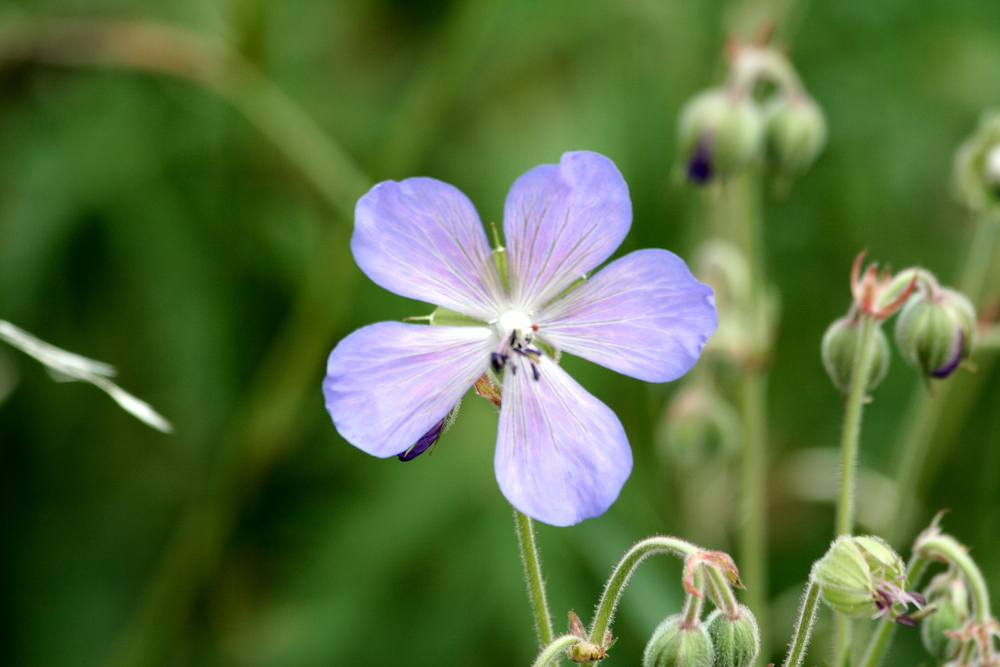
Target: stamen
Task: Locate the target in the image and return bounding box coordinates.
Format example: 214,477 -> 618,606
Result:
490,352 -> 508,373
532,364 -> 541,381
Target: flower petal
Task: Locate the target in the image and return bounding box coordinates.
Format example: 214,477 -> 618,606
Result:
535,249 -> 717,383
352,178 -> 506,320
324,322 -> 494,457
503,151 -> 631,311
495,356 -> 632,526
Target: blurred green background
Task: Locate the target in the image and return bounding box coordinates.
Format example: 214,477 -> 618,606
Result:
1,0 -> 999,666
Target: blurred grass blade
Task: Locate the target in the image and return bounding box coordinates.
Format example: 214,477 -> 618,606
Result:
0,320 -> 173,432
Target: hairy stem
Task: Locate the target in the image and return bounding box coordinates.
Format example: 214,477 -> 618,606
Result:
782,579 -> 821,667
588,537 -> 701,646
532,636 -> 580,667
514,509 -> 555,647
836,312 -> 878,537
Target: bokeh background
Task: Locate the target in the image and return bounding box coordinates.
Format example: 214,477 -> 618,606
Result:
1,0 -> 999,665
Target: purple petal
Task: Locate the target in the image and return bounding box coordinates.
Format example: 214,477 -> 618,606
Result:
535,249 -> 717,383
503,151 -> 631,311
324,322 -> 494,457
495,356 -> 632,526
352,178 -> 505,320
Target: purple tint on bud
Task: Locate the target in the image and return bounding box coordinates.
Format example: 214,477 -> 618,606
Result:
688,141 -> 713,184
930,330 -> 965,378
398,416 -> 447,461
896,615 -> 917,628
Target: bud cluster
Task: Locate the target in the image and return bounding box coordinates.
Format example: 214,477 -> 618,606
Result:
644,556 -> 760,667
677,41 -> 826,185
821,254 -> 978,394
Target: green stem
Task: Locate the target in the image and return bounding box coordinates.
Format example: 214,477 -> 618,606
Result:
781,579 -> 822,667
836,313 -> 879,537
739,371 -> 770,635
706,566 -> 741,619
833,313 -> 878,667
916,534 -> 991,624
514,509 -> 555,647
682,569 -> 707,627
531,636 -> 580,667
856,553 -> 930,667
588,537 -> 701,645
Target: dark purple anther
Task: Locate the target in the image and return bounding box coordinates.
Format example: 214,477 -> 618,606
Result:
491,352 -> 508,373
930,330 -> 965,378
910,592 -> 927,606
398,416 -> 447,461
895,615 -> 916,628
687,139 -> 713,184
531,364 -> 541,382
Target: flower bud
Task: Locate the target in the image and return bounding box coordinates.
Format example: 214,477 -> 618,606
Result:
954,110 -> 1000,210
658,384 -> 741,469
895,288 -> 976,379
813,535 -> 923,623
764,94 -> 827,174
821,316 -> 890,394
644,614 -> 716,667
678,88 -> 763,184
705,607 -> 760,667
921,572 -> 969,661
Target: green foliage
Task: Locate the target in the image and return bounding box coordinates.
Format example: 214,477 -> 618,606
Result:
0,1 -> 999,666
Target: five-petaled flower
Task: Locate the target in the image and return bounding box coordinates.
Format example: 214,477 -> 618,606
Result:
323,151 -> 717,526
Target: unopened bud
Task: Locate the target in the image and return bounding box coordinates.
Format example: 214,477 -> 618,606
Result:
954,110 -> 1000,210
705,607 -> 760,667
895,288 -> 975,379
764,94 -> 827,174
821,316 -> 890,395
678,88 -> 763,184
921,572 -> 969,661
644,614 -> 716,667
813,535 -> 924,623
658,384 -> 741,469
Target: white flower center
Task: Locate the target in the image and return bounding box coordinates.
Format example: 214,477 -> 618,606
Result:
498,309 -> 533,334
491,309 -> 543,381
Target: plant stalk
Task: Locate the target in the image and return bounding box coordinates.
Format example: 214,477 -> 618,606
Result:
514,508 -> 555,647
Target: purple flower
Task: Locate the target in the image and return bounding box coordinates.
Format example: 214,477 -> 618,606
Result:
323,151 -> 717,526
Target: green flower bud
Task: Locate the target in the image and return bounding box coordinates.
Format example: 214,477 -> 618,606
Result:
705,607 -> 760,667
658,384 -> 741,469
954,110 -> 1000,210
678,88 -> 763,184
813,535 -> 923,624
644,614 -> 716,667
921,572 -> 969,662
821,316 -> 890,394
764,94 -> 827,174
895,288 -> 976,379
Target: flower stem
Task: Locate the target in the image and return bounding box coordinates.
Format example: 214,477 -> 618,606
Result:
781,579 -> 821,667
682,568 -> 707,627
514,508 -> 555,647
915,533 -> 991,624
832,312 -> 878,667
856,553 -> 931,667
836,312 -> 878,537
531,636 -> 580,667
588,536 -> 700,645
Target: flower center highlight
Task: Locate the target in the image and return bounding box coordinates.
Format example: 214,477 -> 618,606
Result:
491,309 -> 543,381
